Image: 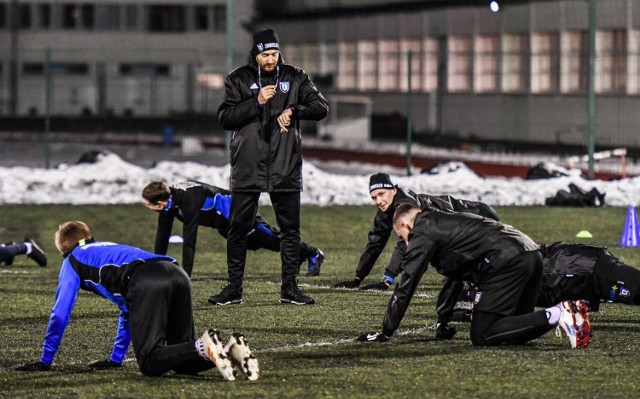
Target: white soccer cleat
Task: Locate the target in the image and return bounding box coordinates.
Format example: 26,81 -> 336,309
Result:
226,333 -> 260,381
556,300 -> 592,349
201,329 -> 235,380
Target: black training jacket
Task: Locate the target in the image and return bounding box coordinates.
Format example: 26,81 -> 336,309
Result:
154,181 -> 230,275
382,211 -> 539,336
436,241 -> 607,323
536,241 -> 604,309
354,186 -> 500,280
217,52 -> 328,192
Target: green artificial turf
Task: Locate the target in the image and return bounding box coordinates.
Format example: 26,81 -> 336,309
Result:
1,205 -> 639,398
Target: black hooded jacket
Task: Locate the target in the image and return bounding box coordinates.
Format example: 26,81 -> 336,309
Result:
382,210 -> 539,336
355,186 -> 500,280
217,48 -> 329,192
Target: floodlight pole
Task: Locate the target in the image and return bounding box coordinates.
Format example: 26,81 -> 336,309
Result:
406,50 -> 413,176
225,0 -> 233,164
587,0 -> 596,179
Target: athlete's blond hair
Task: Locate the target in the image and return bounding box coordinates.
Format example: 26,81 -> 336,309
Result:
55,220 -> 92,255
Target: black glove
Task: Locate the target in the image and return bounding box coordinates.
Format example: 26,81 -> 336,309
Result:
451,309 -> 472,323
88,359 -> 122,368
332,278 -> 361,289
360,281 -> 391,291
15,361 -> 51,372
435,323 -> 457,340
356,331 -> 390,342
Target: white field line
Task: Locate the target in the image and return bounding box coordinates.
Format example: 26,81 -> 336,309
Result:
1,269 -> 31,274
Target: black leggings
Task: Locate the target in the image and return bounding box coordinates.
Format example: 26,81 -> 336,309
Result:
127,261 -> 213,376
471,251 -> 552,346
471,311 -> 553,346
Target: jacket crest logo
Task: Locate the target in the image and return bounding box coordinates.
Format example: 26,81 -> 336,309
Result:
279,82 -> 290,93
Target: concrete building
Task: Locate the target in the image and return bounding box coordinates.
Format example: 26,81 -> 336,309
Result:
3,0 -> 640,152
0,0 -> 254,117
253,0 -> 640,150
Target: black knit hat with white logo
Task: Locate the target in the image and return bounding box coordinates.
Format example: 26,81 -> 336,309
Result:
369,173 -> 395,193
253,29 -> 279,54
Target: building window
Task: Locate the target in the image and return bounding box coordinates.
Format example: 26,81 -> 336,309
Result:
155,64 -> 170,77
212,5 -> 225,32
379,40 -> 399,91
448,36 -> 472,92
502,34 -> 528,93
422,38 -> 438,92
338,42 -> 356,90
195,6 -> 209,31
400,39 -> 421,92
0,3 -> 5,29
300,43 -> 320,75
22,63 -> 45,76
149,6 -> 185,32
104,5 -> 120,30
474,35 -> 499,93
63,4 -> 94,30
52,63 -> 90,76
321,43 -> 338,80
357,41 -> 377,91
596,29 -> 626,94
284,44 -> 302,69
561,31 -> 588,93
38,4 -> 51,29
63,4 -> 77,29
531,32 -> 559,93
628,30 -> 640,94
81,4 -> 94,29
197,72 -> 224,89
125,5 -> 137,30
19,4 -> 32,29
119,63 -> 171,77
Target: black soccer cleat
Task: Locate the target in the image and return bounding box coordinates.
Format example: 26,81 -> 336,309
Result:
25,238 -> 47,267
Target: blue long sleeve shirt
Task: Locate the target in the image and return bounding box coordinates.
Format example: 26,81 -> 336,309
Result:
40,241 -> 175,366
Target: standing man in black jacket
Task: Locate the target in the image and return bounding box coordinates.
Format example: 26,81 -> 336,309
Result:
142,181 -> 324,280
214,29 -> 329,305
358,203 -> 593,349
332,173 -> 499,290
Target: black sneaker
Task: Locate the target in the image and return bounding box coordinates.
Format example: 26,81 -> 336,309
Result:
25,238 -> 47,267
279,286 -> 315,305
208,285 -> 243,305
306,249 -> 324,277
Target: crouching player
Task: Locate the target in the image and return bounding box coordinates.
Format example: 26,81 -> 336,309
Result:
15,220 -> 259,381
358,204 -> 592,349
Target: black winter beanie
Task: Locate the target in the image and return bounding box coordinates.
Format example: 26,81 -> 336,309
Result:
369,173 -> 394,193
253,29 -> 279,54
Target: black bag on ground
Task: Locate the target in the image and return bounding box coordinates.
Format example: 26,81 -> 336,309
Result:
545,183 -> 605,207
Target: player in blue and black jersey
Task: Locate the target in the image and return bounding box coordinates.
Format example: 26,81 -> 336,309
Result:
142,181 -> 324,283
15,221 -> 259,380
